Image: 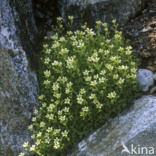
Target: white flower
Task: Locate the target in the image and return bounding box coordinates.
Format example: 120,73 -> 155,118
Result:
107,91 -> 117,99
106,39 -> 110,44
65,98 -> 70,104
52,41 -> 60,49
126,50 -> 132,55
19,153 -> 25,156
96,103 -> 102,109
68,16 -> 74,21
65,88 -> 70,94
118,78 -> 125,84
40,122 -> 45,128
104,50 -> 109,55
44,58 -> 50,64
28,125 -> 33,131
23,142 -> 29,148
131,68 -> 137,73
36,139 -> 41,146
118,47 -> 124,52
43,44 -> 48,49
59,37 -> 65,42
54,137 -> 60,149
52,60 -> 62,66
67,82 -> 72,88
31,135 -> 35,139
99,77 -> 106,83
59,48 -> 69,55
57,17 -> 62,21
53,129 -> 61,135
89,93 -> 96,99
112,19 -> 116,24
94,74 -> 99,80
42,102 -> 47,107
48,104 -> 55,112
83,70 -> 89,76
100,70 -> 106,75
110,56 -> 118,62
54,93 -> 61,99
67,31 -> 72,36
90,80 -> 97,86
114,34 -> 120,40
77,95 -> 84,104
85,76 -> 91,82
126,46 -> 132,51
62,130 -> 68,137
66,56 -> 76,69
61,76 -> 67,83
105,64 -> 114,71
96,20 -> 102,25
30,145 -> 36,151
131,74 -> 137,79
99,49 -> 103,53
103,23 -> 107,28
85,28 -> 95,36
58,110 -> 62,116
51,34 -> 58,40
37,132 -> 42,137
47,127 -> 53,133
32,117 -> 36,122
39,95 -> 44,100
80,88 -> 86,94
45,49 -> 51,54
70,35 -> 77,41
113,74 -> 119,79
118,65 -> 128,70
109,44 -> 114,49
43,80 -> 50,86
131,62 -> 136,66
47,114 -> 54,120
64,107 -> 69,113
93,57 -> 99,63
52,83 -> 59,91
34,109 -> 38,115
82,106 -> 89,112
59,115 -> 66,122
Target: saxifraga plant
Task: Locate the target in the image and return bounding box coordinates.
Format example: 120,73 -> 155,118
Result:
19,17 -> 140,156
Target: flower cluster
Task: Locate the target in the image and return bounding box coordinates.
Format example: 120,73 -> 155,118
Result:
22,17 -> 140,156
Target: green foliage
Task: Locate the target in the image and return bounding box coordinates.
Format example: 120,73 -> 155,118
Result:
20,17 -> 140,156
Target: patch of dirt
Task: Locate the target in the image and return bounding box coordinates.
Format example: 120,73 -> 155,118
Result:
123,0 -> 156,72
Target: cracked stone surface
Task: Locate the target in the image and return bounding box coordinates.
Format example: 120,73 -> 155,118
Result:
0,0 -> 38,155
69,96 -> 156,156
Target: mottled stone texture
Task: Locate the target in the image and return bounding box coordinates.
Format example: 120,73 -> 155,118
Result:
138,69 -> 154,92
59,0 -> 146,28
69,96 -> 156,156
0,49 -> 38,156
9,0 -> 38,65
0,0 -> 38,155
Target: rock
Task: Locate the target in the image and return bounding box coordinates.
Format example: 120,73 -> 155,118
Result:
150,86 -> 156,94
138,69 -> 154,92
59,0 -> 146,28
69,95 -> 156,156
32,0 -> 60,33
0,0 -> 38,155
153,74 -> 156,80
147,66 -> 156,72
0,0 -> 38,65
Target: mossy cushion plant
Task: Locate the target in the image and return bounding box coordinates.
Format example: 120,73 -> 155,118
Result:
19,17 -> 140,156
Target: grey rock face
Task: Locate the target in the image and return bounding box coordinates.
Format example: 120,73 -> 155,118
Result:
59,0 -> 146,28
0,0 -> 38,155
69,96 -> 156,156
138,69 -> 154,92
